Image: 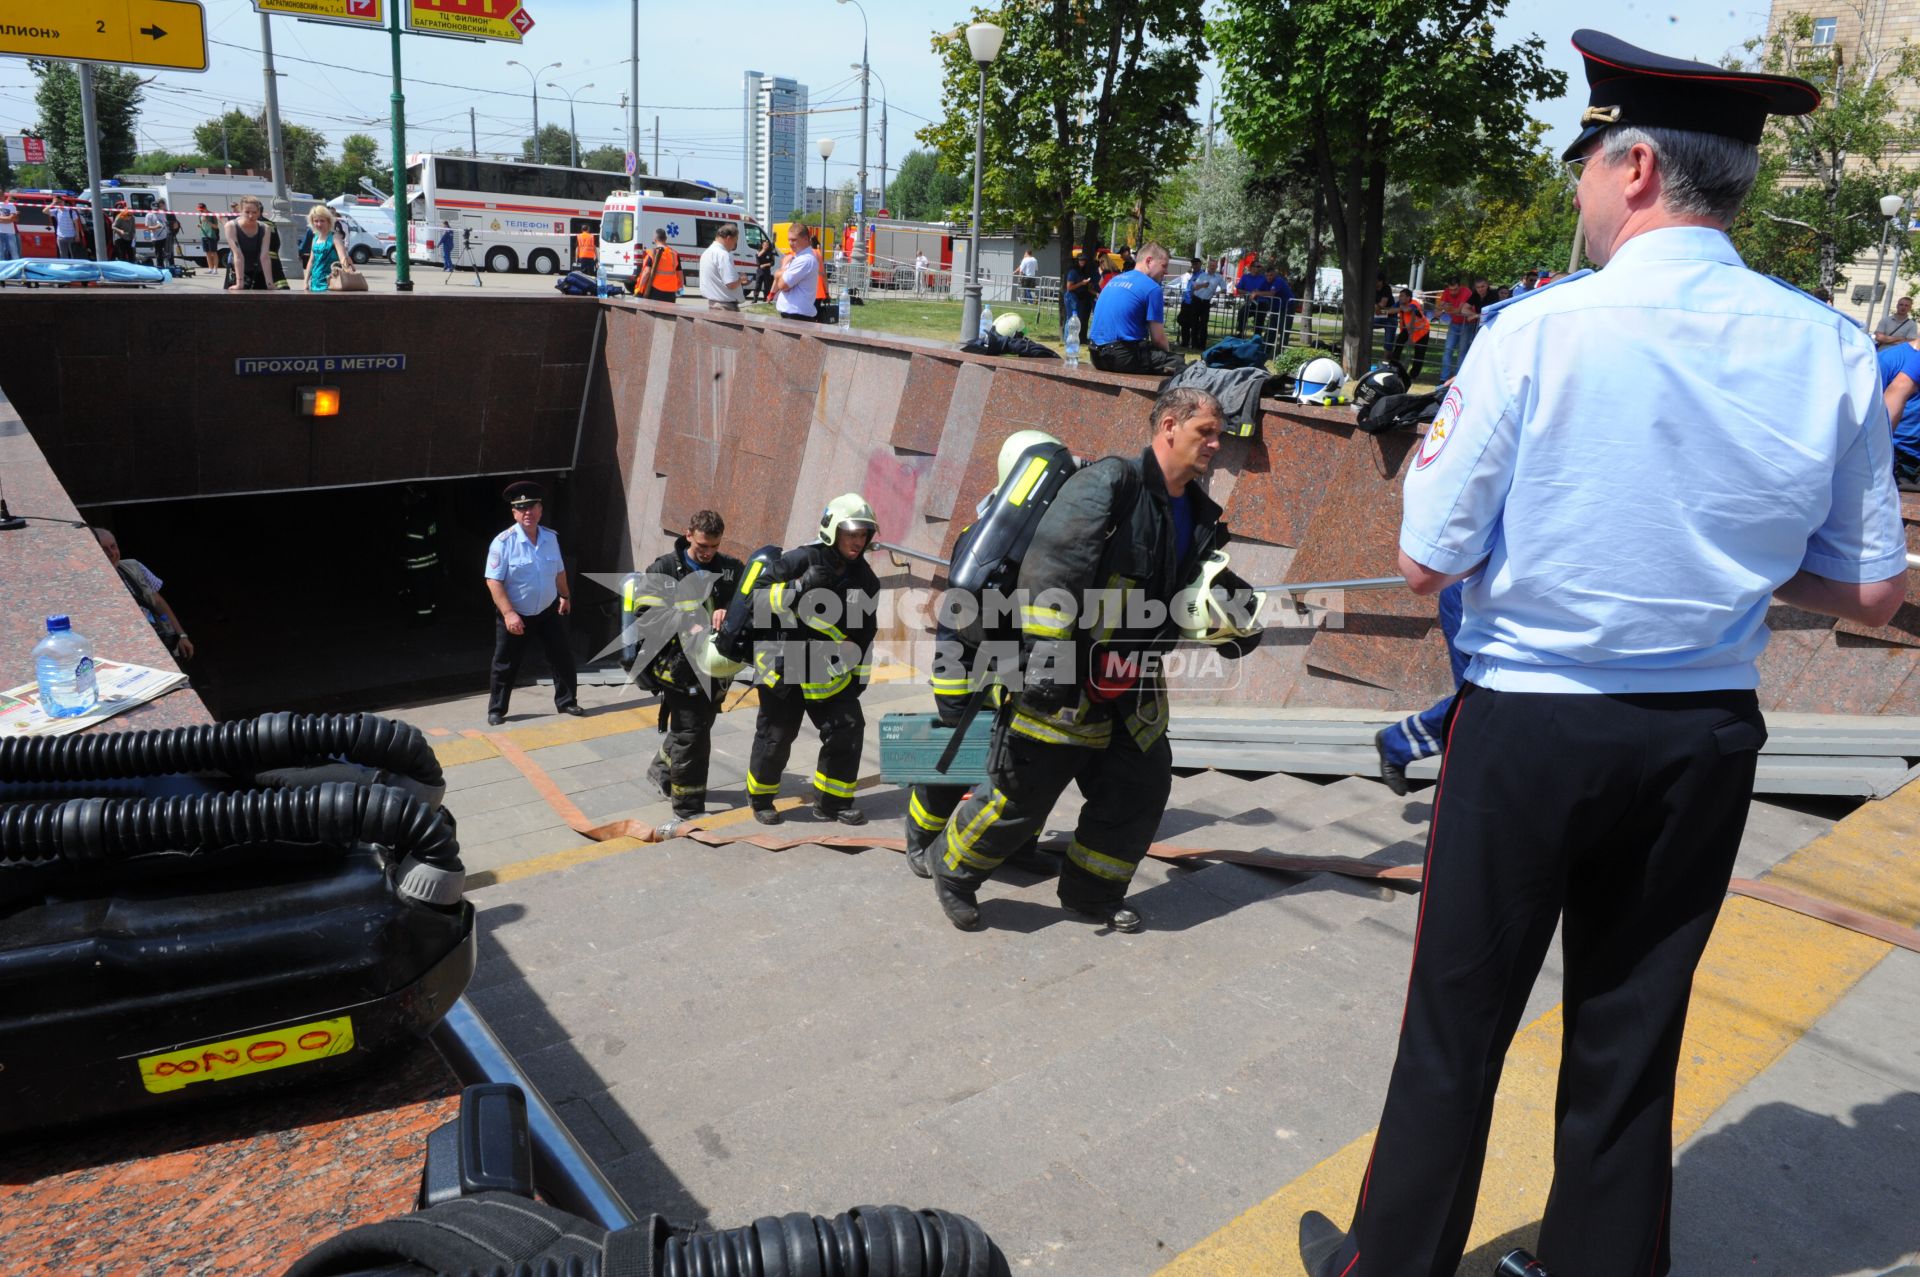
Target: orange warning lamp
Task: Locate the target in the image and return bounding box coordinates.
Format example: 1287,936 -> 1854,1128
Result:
297,386 -> 341,417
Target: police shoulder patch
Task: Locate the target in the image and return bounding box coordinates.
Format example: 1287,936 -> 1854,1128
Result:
1414,385 -> 1463,471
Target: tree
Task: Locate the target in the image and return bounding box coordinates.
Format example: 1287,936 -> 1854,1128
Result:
581,143 -> 636,174
193,110 -> 266,174
1212,0 -> 1561,371
918,0 -> 1207,267
520,124 -> 580,165
32,61 -> 144,190
1730,6 -> 1920,295
316,133 -> 388,200
1421,145 -> 1578,286
887,150 -> 968,221
126,150 -> 213,175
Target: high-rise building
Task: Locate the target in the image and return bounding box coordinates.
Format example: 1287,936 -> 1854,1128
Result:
743,72 -> 808,226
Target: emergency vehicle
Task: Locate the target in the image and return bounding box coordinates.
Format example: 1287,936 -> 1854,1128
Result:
596,192 -> 767,291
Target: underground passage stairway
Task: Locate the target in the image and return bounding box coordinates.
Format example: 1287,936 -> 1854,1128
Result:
406,674 -> 1920,1276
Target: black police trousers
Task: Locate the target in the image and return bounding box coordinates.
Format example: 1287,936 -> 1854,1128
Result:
1090,339 -> 1185,376
1329,683 -> 1764,1277
933,718 -> 1173,910
650,687 -> 719,818
746,683 -> 864,810
488,602 -> 579,718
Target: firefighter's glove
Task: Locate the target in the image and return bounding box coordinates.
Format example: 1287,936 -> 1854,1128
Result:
1083,646 -> 1139,703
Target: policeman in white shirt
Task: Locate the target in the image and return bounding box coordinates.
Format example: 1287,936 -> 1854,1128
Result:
483,480 -> 584,726
1017,246 -> 1038,301
769,223 -> 820,321
699,223 -> 744,312
1299,30 -> 1910,1277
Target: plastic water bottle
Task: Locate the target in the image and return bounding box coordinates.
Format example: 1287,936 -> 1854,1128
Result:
1064,313 -> 1081,368
980,303 -> 993,341
839,290 -> 853,332
34,615 -> 97,718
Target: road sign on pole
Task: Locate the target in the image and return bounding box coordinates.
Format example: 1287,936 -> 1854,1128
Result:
624,151 -> 637,178
251,0 -> 383,28
0,0 -> 209,72
406,0 -> 530,43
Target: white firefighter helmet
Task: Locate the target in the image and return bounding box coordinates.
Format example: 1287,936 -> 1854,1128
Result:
818,492 -> 879,546
685,630 -> 746,682
993,310 -> 1027,337
996,430 -> 1063,486
1294,357 -> 1349,406
1175,550 -> 1265,645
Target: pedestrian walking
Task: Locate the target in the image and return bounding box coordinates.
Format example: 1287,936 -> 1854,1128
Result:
1298,29 -> 1908,1277
483,481 -> 584,726
304,206 -> 350,293
439,221 -> 454,275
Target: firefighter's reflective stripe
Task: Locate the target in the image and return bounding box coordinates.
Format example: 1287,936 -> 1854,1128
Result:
852,663 -> 872,682
1004,455 -> 1050,506
1020,604 -> 1072,639
1009,705 -> 1111,748
671,783 -> 705,797
746,770 -> 781,796
1068,838 -> 1134,883
908,790 -> 948,832
1125,686 -> 1169,751
812,770 -> 857,799
802,668 -> 852,700
754,649 -> 783,687
943,790 -> 1009,872
931,674 -> 972,697
803,616 -> 849,645
633,594 -> 668,609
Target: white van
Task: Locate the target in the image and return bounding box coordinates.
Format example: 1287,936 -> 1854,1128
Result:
596,192 -> 767,291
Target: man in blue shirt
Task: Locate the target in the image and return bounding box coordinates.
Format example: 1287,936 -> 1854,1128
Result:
1877,338 -> 1920,489
1300,30 -> 1909,1277
1087,241 -> 1185,375
483,480 -> 584,726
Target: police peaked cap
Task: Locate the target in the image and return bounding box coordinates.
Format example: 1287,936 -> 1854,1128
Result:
503,480 -> 546,506
1560,29 -> 1820,162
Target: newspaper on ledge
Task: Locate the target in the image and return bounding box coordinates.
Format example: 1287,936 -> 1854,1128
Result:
0,659 -> 190,739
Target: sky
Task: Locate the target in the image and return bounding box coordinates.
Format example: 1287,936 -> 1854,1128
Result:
0,0 -> 1779,194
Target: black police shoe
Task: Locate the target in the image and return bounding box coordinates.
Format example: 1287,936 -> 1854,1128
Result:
934,877 -> 981,930
905,839 -> 933,879
813,801 -> 867,826
1374,727 -> 1410,797
1297,1210 -> 1347,1277
752,804 -> 784,826
486,712 -> 505,727
1063,901 -> 1143,933
558,704 -> 586,717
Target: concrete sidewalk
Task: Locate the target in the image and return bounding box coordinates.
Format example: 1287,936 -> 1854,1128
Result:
390,678 -> 1920,1277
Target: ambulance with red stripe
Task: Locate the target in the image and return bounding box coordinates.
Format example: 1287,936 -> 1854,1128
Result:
595,191 -> 768,292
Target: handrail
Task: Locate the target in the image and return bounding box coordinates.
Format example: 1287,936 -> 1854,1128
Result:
880,543 -> 1408,596
431,998 -> 639,1231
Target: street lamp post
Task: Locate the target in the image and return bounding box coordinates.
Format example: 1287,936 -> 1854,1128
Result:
959,22 -> 1004,344
546,82 -> 595,167
817,135 -> 834,230
837,0 -> 869,297
507,60 -> 562,162
1872,192 -> 1906,325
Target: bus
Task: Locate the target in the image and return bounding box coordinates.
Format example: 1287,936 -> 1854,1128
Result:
401,153 -> 722,275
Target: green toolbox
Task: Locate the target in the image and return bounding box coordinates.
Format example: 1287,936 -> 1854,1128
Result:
878,712 -> 994,786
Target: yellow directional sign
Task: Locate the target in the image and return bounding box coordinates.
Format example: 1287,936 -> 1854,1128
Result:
252,0 -> 383,27
0,0 -> 209,72
407,0 -> 531,43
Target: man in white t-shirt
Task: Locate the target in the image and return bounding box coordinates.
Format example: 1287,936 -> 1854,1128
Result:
914,250 -> 930,293
770,223 -> 820,321
52,199 -> 84,259
1017,247 -> 1038,301
699,224 -> 744,311
0,196 -> 19,261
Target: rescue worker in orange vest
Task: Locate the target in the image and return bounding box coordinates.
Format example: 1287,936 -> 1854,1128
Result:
635,227 -> 682,303
574,226 -> 597,275
1386,286 -> 1431,380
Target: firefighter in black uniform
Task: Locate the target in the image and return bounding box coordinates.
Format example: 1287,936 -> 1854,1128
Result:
745,494 -> 883,826
628,510 -> 746,821
930,387 -> 1247,933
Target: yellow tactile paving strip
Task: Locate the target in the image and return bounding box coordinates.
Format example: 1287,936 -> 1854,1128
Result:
1156,781 -> 1920,1275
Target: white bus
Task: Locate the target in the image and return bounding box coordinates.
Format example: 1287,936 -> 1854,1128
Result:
401,153 -> 721,275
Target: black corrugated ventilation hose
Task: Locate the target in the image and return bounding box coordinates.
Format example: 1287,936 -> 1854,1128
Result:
284,1197 -> 1011,1277
0,712 -> 447,806
0,781 -> 463,907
